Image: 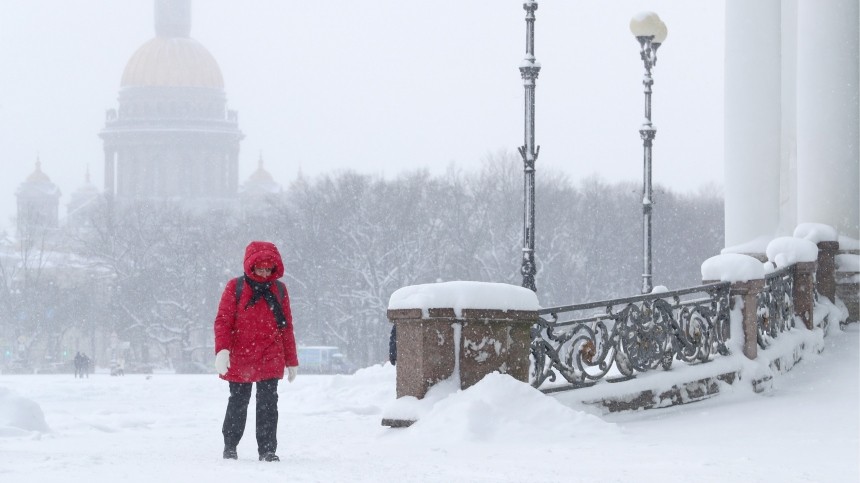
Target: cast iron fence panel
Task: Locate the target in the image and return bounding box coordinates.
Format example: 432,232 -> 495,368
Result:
756,266 -> 795,349
531,282 -> 732,390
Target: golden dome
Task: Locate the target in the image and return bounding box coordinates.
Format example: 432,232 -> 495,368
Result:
247,155 -> 275,183
17,158 -> 61,198
121,36 -> 224,89
240,154 -> 282,195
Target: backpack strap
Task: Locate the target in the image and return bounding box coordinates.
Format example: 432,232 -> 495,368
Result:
234,275 -> 245,305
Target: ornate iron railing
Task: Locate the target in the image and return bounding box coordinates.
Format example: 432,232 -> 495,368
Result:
530,283 -> 732,390
756,266 -> 795,349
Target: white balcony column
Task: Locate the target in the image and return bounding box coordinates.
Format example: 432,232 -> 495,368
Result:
723,0 -> 783,247
796,0 -> 860,239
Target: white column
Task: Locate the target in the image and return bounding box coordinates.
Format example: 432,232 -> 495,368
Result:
778,0 -> 799,236
723,0 -> 783,248
796,0 -> 860,239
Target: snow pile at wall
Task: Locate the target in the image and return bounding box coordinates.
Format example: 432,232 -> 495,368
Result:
391,372 -> 617,444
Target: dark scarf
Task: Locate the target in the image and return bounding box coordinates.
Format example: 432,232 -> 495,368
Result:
244,277 -> 288,329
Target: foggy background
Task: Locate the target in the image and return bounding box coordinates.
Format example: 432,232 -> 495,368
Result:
0,1 -> 727,372
0,0 -> 724,231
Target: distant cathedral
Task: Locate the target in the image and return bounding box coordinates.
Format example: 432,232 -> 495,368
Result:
100,0 -> 242,201
14,0 -> 282,235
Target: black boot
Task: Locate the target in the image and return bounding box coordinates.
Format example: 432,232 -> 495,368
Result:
223,446 -> 238,460
259,452 -> 280,462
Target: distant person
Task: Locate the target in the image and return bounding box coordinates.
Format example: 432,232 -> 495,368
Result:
213,241 -> 299,462
74,352 -> 83,378
80,353 -> 90,378
111,359 -> 125,376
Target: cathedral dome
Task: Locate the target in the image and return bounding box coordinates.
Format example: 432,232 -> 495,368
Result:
240,155 -> 282,195
17,159 -> 61,198
120,0 -> 223,89
70,168 -> 100,198
121,36 -> 224,89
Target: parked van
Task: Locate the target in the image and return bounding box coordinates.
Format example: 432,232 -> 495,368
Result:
297,346 -> 355,375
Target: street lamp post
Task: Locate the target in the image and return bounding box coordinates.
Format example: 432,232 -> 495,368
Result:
519,1 -> 541,292
630,12 -> 667,295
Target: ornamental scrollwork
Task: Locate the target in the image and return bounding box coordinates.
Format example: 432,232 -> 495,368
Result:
531,283 -> 732,390
756,266 -> 795,349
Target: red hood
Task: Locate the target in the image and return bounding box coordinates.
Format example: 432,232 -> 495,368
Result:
243,241 -> 285,282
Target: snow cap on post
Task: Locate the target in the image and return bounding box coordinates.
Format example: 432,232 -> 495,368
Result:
793,223 -> 838,244
701,253 -> 765,282
388,281 -> 540,319
766,237 -> 819,268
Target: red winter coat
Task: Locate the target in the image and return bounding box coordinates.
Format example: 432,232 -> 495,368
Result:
213,241 -> 299,383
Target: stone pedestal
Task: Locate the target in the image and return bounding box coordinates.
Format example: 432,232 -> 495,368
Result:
384,307 -> 536,419
459,309 -> 534,388
386,308 -> 457,400
728,279 -> 765,360
816,241 -> 839,303
793,261 -> 817,329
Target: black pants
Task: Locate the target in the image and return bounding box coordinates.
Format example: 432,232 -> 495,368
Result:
222,379 -> 279,456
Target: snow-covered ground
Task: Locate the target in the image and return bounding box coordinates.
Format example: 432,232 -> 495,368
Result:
1,325 -> 857,483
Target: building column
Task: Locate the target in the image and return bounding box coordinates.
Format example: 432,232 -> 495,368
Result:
104,148 -> 116,197
796,0 -> 860,239
723,0 -> 784,247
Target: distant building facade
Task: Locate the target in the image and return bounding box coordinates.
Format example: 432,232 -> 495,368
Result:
15,158 -> 61,235
99,0 -> 244,203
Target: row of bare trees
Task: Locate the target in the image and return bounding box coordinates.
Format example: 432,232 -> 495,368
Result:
0,154 -> 723,369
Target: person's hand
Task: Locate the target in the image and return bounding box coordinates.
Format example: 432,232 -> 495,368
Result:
287,366 -> 297,383
215,349 -> 230,375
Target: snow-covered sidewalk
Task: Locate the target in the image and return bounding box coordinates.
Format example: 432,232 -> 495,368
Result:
1,325 -> 857,482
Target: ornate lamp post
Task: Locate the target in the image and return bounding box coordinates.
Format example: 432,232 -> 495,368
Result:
630,12 -> 667,294
519,1 -> 541,292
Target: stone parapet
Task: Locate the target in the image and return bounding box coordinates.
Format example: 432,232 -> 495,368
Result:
728,279 -> 765,360
459,309 -> 534,388
386,307 -> 536,399
816,241 -> 839,302
386,308 -> 456,400
793,262 -> 817,329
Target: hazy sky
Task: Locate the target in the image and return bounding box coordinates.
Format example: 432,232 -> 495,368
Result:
0,1 -> 724,232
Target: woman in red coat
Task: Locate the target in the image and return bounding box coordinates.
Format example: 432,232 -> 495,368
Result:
213,241 -> 299,462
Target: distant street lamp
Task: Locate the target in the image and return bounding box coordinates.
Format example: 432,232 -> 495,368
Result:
519,1 -> 541,292
630,12 -> 667,294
